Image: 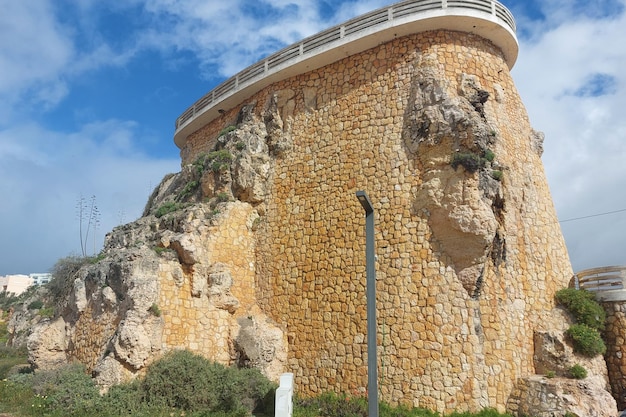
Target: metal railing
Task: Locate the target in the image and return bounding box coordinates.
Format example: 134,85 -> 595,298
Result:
571,266 -> 626,293
174,0 -> 516,139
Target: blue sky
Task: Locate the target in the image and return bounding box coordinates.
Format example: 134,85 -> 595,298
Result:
1,0 -> 625,275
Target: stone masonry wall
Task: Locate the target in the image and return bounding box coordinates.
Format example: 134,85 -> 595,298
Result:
181,30 -> 573,413
158,202 -> 259,363
603,301 -> 626,409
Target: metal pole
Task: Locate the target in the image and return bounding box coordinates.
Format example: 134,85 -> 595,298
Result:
355,190 -> 379,417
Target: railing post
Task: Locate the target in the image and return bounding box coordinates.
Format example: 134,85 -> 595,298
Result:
388,6 -> 393,21
442,0 -> 447,9
492,0 -> 497,16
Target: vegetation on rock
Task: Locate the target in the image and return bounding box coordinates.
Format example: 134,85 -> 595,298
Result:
155,201 -> 184,218
569,363 -> 588,379
565,324 -> 607,357
556,288 -> 607,358
555,288 -> 606,331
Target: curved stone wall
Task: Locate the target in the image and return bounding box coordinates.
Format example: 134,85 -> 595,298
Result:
603,302 -> 626,409
180,29 -> 572,413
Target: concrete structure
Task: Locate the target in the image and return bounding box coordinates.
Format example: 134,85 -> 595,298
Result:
0,274 -> 34,296
174,0 -> 517,152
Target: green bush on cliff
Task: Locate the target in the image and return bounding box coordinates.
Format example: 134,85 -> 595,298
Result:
555,288 -> 606,331
155,201 -> 183,218
450,152 -> 484,173
569,363 -> 588,379
565,324 -> 606,357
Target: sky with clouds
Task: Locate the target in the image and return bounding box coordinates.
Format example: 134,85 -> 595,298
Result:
0,0 -> 624,275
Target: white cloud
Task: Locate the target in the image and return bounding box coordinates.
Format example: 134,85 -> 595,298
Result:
512,2 -> 626,270
132,0 -> 394,78
0,122 -> 179,274
0,1 -> 74,118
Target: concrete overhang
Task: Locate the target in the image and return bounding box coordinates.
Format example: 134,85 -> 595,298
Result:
174,1 -> 518,149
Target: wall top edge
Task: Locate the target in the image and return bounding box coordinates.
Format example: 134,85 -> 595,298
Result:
174,0 -> 518,149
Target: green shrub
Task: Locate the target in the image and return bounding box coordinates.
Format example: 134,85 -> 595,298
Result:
0,346 -> 29,379
218,125 -> 237,137
141,350 -> 274,415
193,149 -> 234,175
545,370 -> 555,378
210,150 -> 233,172
294,393 -> 448,417
207,208 -> 221,220
491,170 -> 503,181
295,392 -> 367,417
31,363 -> 102,414
449,409 -> 512,417
148,303 -> 161,317
569,364 -> 588,379
0,378 -> 38,415
216,192 -> 231,202
0,321 -> 7,344
555,288 -> 606,331
565,324 -> 606,357
48,255 -> 94,312
38,306 -> 54,318
178,180 -> 199,200
28,300 -> 44,310
0,291 -> 20,311
483,149 -> 495,162
100,380 -> 155,416
153,246 -> 168,255
451,152 -> 484,173
155,201 -> 182,218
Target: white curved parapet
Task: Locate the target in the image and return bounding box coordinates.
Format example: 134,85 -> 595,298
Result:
573,266 -> 626,302
174,0 -> 518,148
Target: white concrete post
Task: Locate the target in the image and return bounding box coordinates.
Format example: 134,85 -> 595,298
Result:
275,373 -> 294,417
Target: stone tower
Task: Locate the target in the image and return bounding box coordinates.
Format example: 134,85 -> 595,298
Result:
171,0 -> 574,413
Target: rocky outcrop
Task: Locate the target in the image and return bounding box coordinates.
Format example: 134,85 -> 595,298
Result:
26,102 -> 289,389
27,316 -> 68,370
507,308 -> 618,416
404,58 -> 504,297
508,376 -> 618,417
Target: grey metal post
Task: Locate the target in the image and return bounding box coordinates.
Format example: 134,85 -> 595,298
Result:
355,190 -> 379,417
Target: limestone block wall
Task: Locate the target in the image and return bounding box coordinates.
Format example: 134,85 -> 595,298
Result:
158,202 -> 259,363
603,301 -> 626,409
181,30 -> 572,413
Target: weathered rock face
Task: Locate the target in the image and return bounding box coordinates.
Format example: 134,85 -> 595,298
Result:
405,64 -> 503,296
27,104 -> 289,389
508,376 -> 617,417
506,307 -> 618,416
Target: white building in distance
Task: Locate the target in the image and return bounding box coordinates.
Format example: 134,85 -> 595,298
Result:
0,273 -> 51,296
